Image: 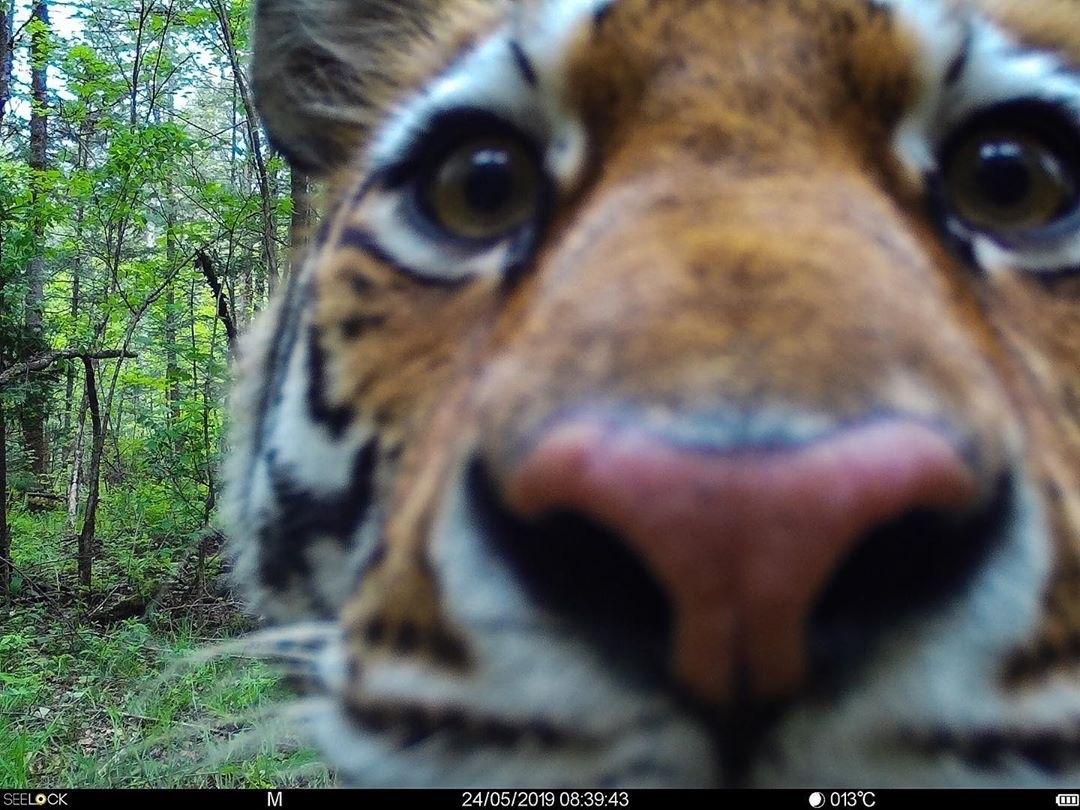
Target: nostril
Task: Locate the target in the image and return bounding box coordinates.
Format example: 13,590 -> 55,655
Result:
495,417 -> 996,702
466,460 -> 673,657
808,473 -> 1015,683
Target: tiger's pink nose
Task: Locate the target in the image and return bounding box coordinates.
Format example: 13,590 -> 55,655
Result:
502,418 -> 980,703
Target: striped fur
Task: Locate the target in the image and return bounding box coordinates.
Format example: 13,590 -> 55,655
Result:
222,0 -> 1080,787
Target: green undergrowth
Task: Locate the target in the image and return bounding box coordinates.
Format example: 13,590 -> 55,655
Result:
0,505 -> 333,789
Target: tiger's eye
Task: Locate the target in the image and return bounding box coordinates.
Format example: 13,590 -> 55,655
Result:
945,129 -> 1077,234
424,137 -> 542,241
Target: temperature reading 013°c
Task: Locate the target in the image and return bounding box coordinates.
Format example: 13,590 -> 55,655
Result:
809,791 -> 877,808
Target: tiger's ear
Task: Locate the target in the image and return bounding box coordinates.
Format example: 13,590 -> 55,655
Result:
251,0 -> 447,174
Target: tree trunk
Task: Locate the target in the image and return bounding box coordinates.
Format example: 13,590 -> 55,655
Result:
212,0 -> 279,294
0,393 -> 10,601
153,67 -> 181,425
77,357 -> 103,590
20,0 -> 51,478
165,280 -> 179,420
163,180 -> 180,424
66,395 -> 85,531
0,0 -> 12,128
64,117 -> 90,440
239,251 -> 252,326
165,223 -> 180,423
290,167 -> 313,275
129,0 -> 149,129
0,5 -> 11,597
252,238 -> 265,312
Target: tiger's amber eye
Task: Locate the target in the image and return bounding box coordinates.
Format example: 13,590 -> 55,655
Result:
945,129 -> 1077,234
424,137 -> 543,241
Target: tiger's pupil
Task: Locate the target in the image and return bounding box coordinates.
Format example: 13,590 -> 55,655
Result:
973,141 -> 1031,210
464,149 -> 515,214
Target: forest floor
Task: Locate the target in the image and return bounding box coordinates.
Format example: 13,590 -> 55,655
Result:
0,507 -> 333,788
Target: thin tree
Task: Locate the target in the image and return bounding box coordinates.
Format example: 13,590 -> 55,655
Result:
76,357 -> 101,588
290,166 -> 313,274
211,0 -> 279,295
0,0 -> 12,599
158,97 -> 181,424
0,0 -> 11,127
20,0 -> 51,478
0,393 -> 9,600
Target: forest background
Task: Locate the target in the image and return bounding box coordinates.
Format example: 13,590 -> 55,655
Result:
0,0 -> 330,787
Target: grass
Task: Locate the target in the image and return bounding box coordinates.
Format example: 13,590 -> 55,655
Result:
0,502 -> 333,789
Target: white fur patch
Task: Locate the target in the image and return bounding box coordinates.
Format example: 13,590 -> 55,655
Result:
305,526 -> 383,614
353,191 -> 522,282
269,327 -> 373,497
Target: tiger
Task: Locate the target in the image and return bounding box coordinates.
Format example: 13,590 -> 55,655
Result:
220,0 -> 1080,788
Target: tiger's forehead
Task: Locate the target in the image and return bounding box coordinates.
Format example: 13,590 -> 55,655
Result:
379,0 -> 953,135
370,0 -> 1078,164
371,0 -> 920,168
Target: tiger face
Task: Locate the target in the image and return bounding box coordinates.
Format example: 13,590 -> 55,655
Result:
223,0 -> 1080,787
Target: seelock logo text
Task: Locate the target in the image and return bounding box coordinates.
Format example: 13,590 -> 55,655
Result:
3,794 -> 69,806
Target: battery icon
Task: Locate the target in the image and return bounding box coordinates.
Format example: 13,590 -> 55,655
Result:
1057,795 -> 1080,806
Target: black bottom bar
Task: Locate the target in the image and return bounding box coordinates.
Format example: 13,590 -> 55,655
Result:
3,789 -> 1078,810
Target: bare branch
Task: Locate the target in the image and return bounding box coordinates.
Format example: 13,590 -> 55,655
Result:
196,250 -> 239,353
0,350 -> 137,387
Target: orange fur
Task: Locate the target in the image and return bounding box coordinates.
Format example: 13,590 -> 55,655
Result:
235,1 -> 1080,780
286,0 -> 1080,686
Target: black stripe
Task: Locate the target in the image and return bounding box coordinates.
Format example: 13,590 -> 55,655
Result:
342,268 -> 376,296
865,0 -> 891,22
258,440 -> 379,594
944,19 -> 974,87
997,43 -> 1046,61
509,40 -> 539,88
307,324 -> 356,438
247,269 -> 310,513
925,178 -> 980,271
1050,63 -> 1080,82
312,193 -> 345,251
500,183 -> 555,291
593,0 -> 615,31
338,226 -> 386,254
914,727 -> 1080,776
1027,264 -> 1080,291
312,218 -> 333,251
341,313 -> 388,338
352,173 -> 379,205
501,224 -> 545,292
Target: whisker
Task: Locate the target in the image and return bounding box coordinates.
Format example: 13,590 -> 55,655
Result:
178,622 -> 339,667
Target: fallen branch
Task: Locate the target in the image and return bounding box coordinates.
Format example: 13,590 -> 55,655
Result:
27,491 -> 64,502
0,553 -> 81,635
0,350 -> 137,387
